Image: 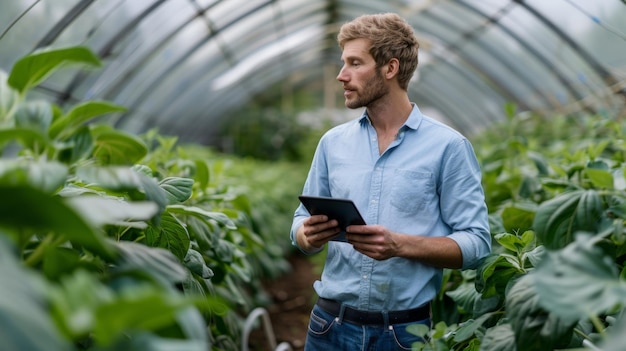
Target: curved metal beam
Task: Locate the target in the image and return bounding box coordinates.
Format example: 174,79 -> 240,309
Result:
514,0 -> 626,100
454,0 -> 593,114
420,6 -> 553,109
113,0 -> 275,129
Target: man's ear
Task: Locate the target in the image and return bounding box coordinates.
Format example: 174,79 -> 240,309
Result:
384,58 -> 400,80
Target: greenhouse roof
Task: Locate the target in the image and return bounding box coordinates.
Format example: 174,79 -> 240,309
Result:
1,0 -> 625,146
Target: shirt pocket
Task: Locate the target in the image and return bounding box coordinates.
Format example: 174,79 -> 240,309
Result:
390,169 -> 434,214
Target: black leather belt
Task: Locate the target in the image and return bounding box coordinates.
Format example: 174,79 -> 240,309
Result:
316,297 -> 430,325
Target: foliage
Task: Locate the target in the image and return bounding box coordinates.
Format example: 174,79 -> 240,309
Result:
0,46 -> 304,350
415,105 -> 626,350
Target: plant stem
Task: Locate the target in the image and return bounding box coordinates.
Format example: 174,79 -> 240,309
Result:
589,314 -> 607,337
24,234 -> 66,267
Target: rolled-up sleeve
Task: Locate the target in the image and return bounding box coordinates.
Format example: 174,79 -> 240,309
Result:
440,139 -> 491,269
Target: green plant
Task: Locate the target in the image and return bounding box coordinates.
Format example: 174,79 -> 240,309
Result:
415,107 -> 626,350
0,46 -> 304,350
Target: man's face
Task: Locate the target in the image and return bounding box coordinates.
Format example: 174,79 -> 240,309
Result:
337,38 -> 388,109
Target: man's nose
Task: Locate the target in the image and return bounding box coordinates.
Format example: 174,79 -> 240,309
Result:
337,66 -> 347,82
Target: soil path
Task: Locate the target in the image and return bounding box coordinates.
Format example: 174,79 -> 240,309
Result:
249,254 -> 320,350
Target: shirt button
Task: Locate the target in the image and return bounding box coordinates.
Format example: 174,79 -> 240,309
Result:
363,275 -> 368,279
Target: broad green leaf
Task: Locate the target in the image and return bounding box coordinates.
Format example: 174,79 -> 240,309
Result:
14,100 -> 53,133
453,313 -> 493,343
0,185 -> 113,258
213,239 -> 236,263
0,238 -> 73,351
520,230 -> 535,249
49,100 -> 127,139
480,324 -> 516,351
160,177 -> 194,204
132,164 -> 154,177
506,274 -> 576,351
575,189 -> 603,231
91,125 -> 148,165
184,215 -> 219,251
76,166 -> 168,212
494,233 -> 525,253
76,165 -> 144,190
533,190 -> 583,249
475,254 -> 521,298
518,175 -> 542,200
8,46 -> 101,94
115,241 -> 187,284
532,235 -> 626,322
194,159 -> 210,190
522,244 -> 545,268
56,125 -> 93,164
0,128 -> 47,151
93,288 -> 192,346
0,159 -> 67,193
585,168 -> 614,189
65,196 -> 158,229
145,212 -> 190,260
445,282 -> 478,314
168,204 -> 237,230
184,249 -> 214,279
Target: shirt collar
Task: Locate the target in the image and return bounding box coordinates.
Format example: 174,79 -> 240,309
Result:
358,103 -> 423,131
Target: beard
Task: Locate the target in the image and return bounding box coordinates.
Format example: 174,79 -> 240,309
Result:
345,69 -> 388,109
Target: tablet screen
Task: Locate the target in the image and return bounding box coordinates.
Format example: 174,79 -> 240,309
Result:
298,195 -> 366,241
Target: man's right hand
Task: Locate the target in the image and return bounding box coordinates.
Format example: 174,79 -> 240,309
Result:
296,215 -> 341,252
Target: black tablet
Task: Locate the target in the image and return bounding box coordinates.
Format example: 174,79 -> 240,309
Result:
298,195 -> 366,241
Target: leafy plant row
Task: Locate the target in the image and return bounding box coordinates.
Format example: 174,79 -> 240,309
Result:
412,106 -> 626,350
0,46 -> 305,350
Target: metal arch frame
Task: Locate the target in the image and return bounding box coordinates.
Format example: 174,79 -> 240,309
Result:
177,42 -> 330,143
411,61 -> 503,130
33,0 -> 96,50
57,0 -> 183,105
418,5 -> 553,110
514,0 -> 626,100
95,1 -> 223,103
181,55 -> 328,143
453,0 -> 594,114
148,3 -> 328,128
112,0 -> 277,129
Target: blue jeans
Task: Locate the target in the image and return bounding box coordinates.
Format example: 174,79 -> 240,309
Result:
304,304 -> 430,351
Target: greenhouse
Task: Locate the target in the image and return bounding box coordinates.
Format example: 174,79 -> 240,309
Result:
0,0 -> 625,350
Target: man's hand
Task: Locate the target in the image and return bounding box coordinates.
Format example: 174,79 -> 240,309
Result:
296,215 -> 341,252
346,225 -> 399,260
346,225 -> 464,268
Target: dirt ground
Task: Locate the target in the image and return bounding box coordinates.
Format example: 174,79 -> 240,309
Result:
248,254 -> 320,350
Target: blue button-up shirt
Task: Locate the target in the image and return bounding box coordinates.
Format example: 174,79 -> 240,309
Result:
291,104 -> 491,311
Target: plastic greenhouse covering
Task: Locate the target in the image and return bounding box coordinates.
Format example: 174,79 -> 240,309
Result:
1,0 -> 625,146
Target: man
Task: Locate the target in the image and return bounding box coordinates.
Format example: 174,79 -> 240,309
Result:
290,13 -> 491,350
